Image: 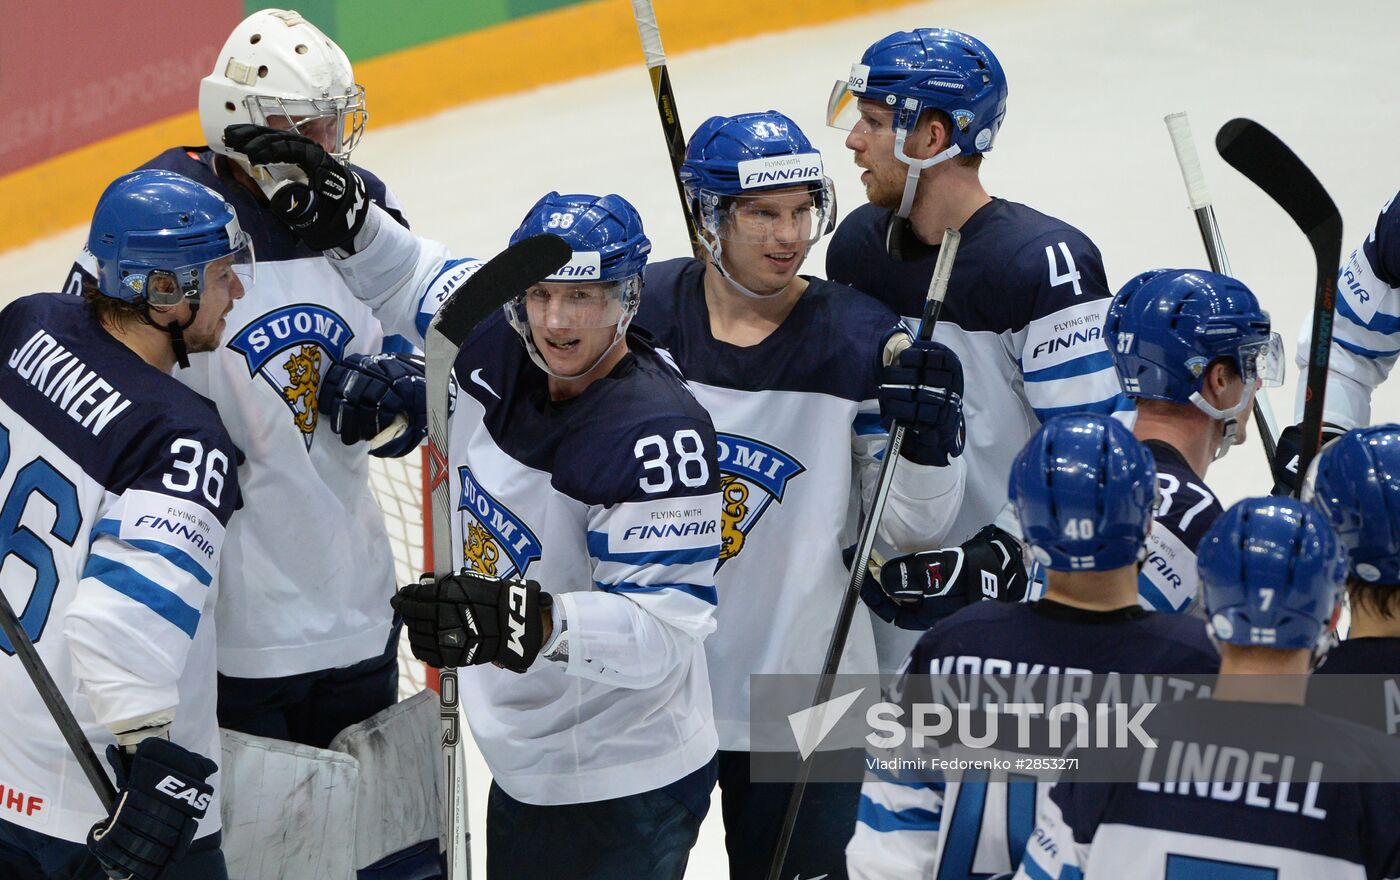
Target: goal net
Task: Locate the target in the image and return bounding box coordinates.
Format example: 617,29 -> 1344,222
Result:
368,448 -> 432,700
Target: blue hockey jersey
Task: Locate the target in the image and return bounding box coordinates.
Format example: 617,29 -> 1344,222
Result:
848,599 -> 1218,880
1139,440 -> 1223,614
0,294 -> 238,843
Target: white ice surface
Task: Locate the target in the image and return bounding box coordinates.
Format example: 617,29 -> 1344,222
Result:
5,0 -> 1397,875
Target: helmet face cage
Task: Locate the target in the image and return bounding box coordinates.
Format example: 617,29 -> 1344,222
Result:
246,88 -> 368,161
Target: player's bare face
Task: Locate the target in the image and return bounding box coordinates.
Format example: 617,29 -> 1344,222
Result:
845,101 -> 904,210
717,187 -> 815,295
184,257 -> 246,353
525,282 -> 621,378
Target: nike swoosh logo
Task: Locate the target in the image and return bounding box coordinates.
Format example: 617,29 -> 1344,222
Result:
469,368 -> 500,400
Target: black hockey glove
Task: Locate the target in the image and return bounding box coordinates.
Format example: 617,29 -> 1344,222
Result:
393,571 -> 549,673
223,123 -> 368,252
86,738 -> 216,880
861,525 -> 1029,630
1270,422 -> 1346,495
878,337 -> 965,467
319,352 -> 427,458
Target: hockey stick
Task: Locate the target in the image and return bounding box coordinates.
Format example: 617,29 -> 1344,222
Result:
0,590 -> 116,811
1164,112 -> 1279,462
424,233 -> 573,879
765,228 -> 961,880
630,0 -> 704,258
1215,118 -> 1343,493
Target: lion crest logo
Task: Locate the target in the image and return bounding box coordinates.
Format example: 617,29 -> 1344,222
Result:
457,465 -> 542,578
714,433 -> 804,568
228,305 -> 354,450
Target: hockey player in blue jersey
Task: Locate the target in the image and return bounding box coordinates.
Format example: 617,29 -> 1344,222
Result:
0,171 -> 246,879
1017,497 -> 1400,880
1104,268 -> 1284,613
221,133 -> 728,877
1273,190 -> 1400,493
1309,425 -> 1400,683
634,110 -> 966,880
824,28 -> 1131,654
847,414 -> 1218,880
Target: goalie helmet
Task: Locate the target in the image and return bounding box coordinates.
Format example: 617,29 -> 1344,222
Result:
199,9 -> 367,170
1008,414 -> 1156,572
88,170 -> 254,307
1104,268 -> 1283,458
1305,424 -> 1400,585
679,111 -> 836,296
827,29 -> 1007,217
1198,497 -> 1347,650
505,192 -> 650,378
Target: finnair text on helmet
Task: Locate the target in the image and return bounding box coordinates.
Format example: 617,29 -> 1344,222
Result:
737,154 -> 824,190
546,251 -> 602,281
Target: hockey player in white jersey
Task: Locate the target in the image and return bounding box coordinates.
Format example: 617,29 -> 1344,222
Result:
220,130 -> 726,877
1017,496 -> 1400,880
1104,268 -> 1285,612
847,415 -> 1218,880
1273,190 -> 1400,493
0,171 -> 246,878
1309,424 -> 1400,686
824,28 -> 1131,657
634,109 -> 965,880
65,9 -> 423,749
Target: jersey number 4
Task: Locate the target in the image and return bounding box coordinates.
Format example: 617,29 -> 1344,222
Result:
0,423 -> 80,654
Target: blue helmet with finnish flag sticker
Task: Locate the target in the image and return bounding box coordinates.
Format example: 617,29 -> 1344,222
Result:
1198,496 -> 1347,650
1104,268 -> 1282,459
1008,414 -> 1157,572
679,111 -> 836,295
1306,424 -> 1400,586
505,192 -> 650,379
88,169 -> 254,306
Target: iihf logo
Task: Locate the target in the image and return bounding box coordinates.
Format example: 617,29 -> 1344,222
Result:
457,466 -> 543,578
715,433 -> 804,567
227,305 -> 354,450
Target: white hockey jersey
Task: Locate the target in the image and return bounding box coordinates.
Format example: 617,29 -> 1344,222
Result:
0,294 -> 238,843
637,257 -> 965,749
323,210 -> 723,805
1294,190 -> 1400,428
828,200 -> 1132,662
66,147 -> 410,677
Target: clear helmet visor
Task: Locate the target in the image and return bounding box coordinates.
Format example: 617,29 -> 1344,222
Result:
507,278 -> 639,332
124,234 -> 255,306
1238,332 -> 1286,389
712,183 -> 835,246
249,86 -> 368,160
826,79 -> 865,132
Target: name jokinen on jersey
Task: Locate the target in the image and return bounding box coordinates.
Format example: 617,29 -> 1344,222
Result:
0,294 -> 238,842
322,206 -> 724,804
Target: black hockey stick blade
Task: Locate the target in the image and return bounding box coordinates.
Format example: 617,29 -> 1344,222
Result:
1215,119 -> 1343,486
429,233 -> 573,347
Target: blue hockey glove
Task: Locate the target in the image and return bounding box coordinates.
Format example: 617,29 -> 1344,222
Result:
878,337 -> 965,467
87,738 -> 216,880
861,525 -> 1029,629
318,352 -> 426,458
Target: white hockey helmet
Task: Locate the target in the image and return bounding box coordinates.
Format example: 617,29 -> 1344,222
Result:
199,9 -> 367,172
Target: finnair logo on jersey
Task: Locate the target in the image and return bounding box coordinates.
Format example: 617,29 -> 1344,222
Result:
737,154 -> 824,189
546,252 -> 602,281
227,305 -> 355,451
714,433 -> 805,567
457,466 -> 542,578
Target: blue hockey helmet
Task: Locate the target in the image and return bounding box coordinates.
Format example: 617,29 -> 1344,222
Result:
1008,414 -> 1157,572
679,111 -> 836,292
829,29 -> 1008,158
1198,497 -> 1347,650
87,169 -> 254,306
505,192 -> 650,378
1306,424 -> 1400,585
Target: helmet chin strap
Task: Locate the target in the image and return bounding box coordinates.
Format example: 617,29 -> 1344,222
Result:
892,127 -> 962,219
1190,387 -> 1255,461
142,304 -> 200,370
